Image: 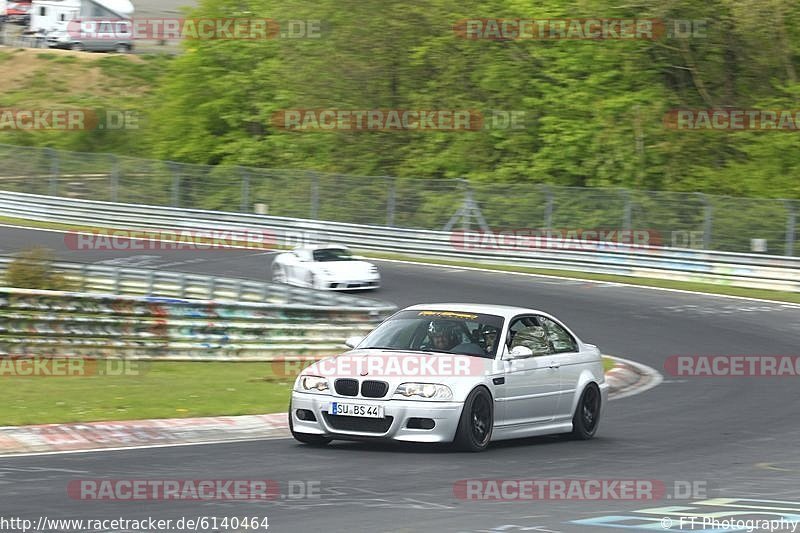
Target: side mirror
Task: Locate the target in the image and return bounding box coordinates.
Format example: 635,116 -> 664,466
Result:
344,336 -> 364,349
507,345 -> 534,359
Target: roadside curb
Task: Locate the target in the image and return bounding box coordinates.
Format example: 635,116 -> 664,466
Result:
605,355 -> 664,400
0,413 -> 289,457
0,357 -> 661,456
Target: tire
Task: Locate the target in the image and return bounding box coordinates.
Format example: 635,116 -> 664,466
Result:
453,386 -> 493,452
115,44 -> 130,54
571,383 -> 601,440
288,404 -> 332,446
70,42 -> 84,51
272,264 -> 287,284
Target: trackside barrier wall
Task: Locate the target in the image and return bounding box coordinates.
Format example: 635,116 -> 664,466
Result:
0,192 -> 798,292
0,288 -> 395,360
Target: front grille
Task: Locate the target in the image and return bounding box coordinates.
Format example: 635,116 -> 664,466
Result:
334,378 -> 359,396
323,413 -> 394,433
360,380 -> 389,398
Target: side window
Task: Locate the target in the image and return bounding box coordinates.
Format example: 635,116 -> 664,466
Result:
507,317 -> 551,357
294,249 -> 311,262
539,317 -> 578,353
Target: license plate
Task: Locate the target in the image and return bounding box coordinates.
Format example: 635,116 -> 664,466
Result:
329,402 -> 384,418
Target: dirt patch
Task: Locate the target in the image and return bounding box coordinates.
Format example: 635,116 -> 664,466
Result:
0,47 -> 153,104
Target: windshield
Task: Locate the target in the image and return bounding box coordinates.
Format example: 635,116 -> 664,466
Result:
358,310 -> 505,358
313,248 -> 353,262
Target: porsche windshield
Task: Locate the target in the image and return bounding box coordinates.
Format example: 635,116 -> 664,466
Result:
358,310 -> 505,358
313,248 -> 353,262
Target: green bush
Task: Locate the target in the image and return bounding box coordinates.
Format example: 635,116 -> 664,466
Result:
4,248 -> 72,291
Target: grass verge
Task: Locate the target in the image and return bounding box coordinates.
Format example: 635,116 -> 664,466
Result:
4,357 -> 618,426
2,361 -> 292,426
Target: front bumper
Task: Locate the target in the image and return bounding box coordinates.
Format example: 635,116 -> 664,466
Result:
291,391 -> 463,443
321,277 -> 380,290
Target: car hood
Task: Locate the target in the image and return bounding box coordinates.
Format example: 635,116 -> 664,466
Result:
303,349 -> 499,386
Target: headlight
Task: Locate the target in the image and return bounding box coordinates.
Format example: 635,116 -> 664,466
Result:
394,383 -> 453,400
298,375 -> 329,393
370,265 -> 379,274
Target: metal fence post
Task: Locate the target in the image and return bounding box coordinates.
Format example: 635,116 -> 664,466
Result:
48,148 -> 59,196
385,176 -> 396,227
696,193 -> 713,250
110,154 -> 119,203
539,184 -> 553,229
786,200 -> 796,257
310,172 -> 319,219
240,167 -> 250,213
443,179 -> 489,233
209,276 -> 216,299
236,280 -> 244,301
621,188 -> 632,232
169,162 -> 181,207
463,180 -> 472,232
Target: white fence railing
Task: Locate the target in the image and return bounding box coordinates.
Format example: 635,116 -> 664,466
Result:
1,191 -> 799,292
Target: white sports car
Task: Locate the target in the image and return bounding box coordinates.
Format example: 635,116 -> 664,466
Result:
271,245 -> 380,290
289,303 -> 608,451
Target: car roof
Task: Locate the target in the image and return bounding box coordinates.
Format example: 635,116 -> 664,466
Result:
402,303 -> 548,319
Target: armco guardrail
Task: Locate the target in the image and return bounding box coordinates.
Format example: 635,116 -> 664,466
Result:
1,143 -> 797,256
0,256 -> 386,308
0,288 -> 393,360
1,191 -> 799,292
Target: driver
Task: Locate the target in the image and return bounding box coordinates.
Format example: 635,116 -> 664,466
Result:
427,320 -> 461,351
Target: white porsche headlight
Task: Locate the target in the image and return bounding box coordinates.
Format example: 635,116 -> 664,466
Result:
298,375 -> 330,393
394,383 -> 453,400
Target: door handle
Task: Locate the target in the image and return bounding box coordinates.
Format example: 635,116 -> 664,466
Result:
548,361 -> 560,369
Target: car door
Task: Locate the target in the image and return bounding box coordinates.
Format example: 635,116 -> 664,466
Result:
498,316 -> 560,427
286,250 -> 309,284
537,315 -> 584,422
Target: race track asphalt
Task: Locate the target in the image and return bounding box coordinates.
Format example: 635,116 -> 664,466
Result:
1,225 -> 799,533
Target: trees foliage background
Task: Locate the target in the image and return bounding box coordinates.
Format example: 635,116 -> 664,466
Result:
3,0 -> 799,199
